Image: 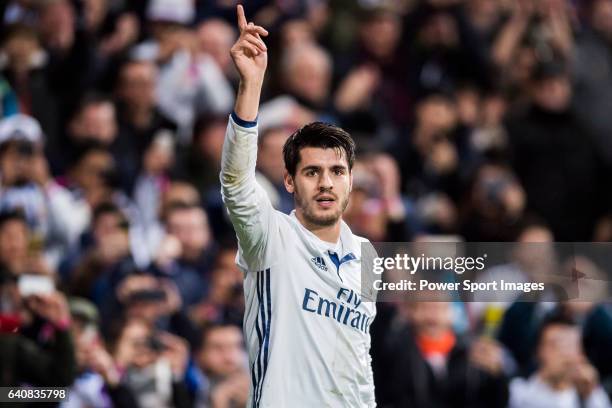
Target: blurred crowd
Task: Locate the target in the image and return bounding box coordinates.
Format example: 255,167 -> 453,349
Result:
0,0 -> 612,406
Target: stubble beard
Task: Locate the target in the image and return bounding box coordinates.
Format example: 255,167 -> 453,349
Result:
294,186 -> 350,227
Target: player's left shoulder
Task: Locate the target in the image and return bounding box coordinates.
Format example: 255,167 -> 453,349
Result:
349,233 -> 378,260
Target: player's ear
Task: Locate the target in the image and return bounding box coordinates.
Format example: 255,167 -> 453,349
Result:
284,170 -> 295,193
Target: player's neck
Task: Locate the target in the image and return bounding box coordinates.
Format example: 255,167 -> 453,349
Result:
296,211 -> 341,244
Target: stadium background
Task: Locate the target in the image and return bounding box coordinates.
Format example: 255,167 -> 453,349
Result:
0,0 -> 611,406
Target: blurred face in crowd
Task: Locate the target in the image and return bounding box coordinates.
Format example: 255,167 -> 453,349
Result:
195,120 -> 227,167
455,87 -> 480,127
407,301 -> 453,339
93,210 -> 128,247
285,147 -> 352,229
415,95 -> 457,139
209,248 -> 243,303
166,207 -> 211,260
466,0 -> 500,31
117,61 -> 158,111
73,149 -> 114,191
419,13 -> 459,50
591,0 -> 612,41
359,13 -> 401,60
69,101 -> 118,145
160,182 -> 200,219
532,75 -> 572,112
512,225 -> 556,278
537,323 -> 582,382
0,141 -> 37,186
1,27 -> 40,73
82,0 -> 108,32
71,320 -> 99,370
280,19 -> 315,49
342,161 -> 387,241
151,22 -> 189,62
472,164 -> 525,219
258,128 -> 290,186
71,149 -> 116,206
197,19 -> 236,73
38,0 -> 75,50
283,45 -> 331,107
114,319 -> 157,369
197,325 -> 245,378
0,217 -> 29,270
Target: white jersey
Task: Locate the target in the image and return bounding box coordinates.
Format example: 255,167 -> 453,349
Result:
220,114 -> 377,407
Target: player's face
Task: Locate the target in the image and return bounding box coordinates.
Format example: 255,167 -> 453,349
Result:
285,147 -> 352,227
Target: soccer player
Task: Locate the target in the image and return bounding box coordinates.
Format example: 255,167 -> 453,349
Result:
220,5 -> 377,407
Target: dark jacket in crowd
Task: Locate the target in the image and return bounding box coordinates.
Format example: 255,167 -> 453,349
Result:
573,28 -> 612,166
506,106 -> 609,241
374,321 -> 509,408
0,327 -> 76,387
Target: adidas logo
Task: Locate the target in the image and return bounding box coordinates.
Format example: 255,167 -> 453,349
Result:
311,256 -> 328,271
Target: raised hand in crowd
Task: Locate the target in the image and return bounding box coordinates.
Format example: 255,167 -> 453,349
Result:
26,290 -> 71,328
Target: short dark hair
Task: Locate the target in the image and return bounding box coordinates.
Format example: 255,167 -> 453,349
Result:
162,201 -> 203,225
92,202 -> 128,229
70,92 -> 114,122
0,209 -> 27,230
197,322 -> 243,351
536,311 -> 577,348
282,122 -> 355,176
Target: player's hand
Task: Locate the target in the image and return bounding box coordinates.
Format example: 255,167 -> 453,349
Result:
230,5 -> 269,84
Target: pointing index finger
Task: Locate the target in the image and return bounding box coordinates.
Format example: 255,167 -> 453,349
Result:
237,4 -> 247,31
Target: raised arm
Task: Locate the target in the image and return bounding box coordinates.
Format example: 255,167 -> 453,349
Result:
231,5 -> 268,121
220,6 -> 274,272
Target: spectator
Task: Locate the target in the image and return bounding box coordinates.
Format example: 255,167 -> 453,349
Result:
114,58 -> 178,194
0,114 -> 83,267
61,296 -> 139,408
69,202 -> 135,309
279,43 -> 334,121
573,0 -> 612,166
151,203 -> 215,307
174,113 -> 228,199
508,313 -> 611,408
196,18 -> 237,82
506,61 -> 607,241
343,153 -> 412,241
394,91 -> 474,203
0,269 -> 77,387
0,23 -> 59,143
460,163 -> 526,241
375,300 -> 509,407
333,6 -> 410,136
0,210 -> 29,276
39,0 -> 99,121
193,323 -> 249,408
470,220 -> 556,345
132,0 -> 234,142
62,94 -> 118,174
256,125 -> 293,213
404,4 -> 490,96
108,317 -> 192,407
189,245 -> 245,328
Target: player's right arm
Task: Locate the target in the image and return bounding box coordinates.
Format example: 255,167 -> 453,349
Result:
220,5 -> 273,271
